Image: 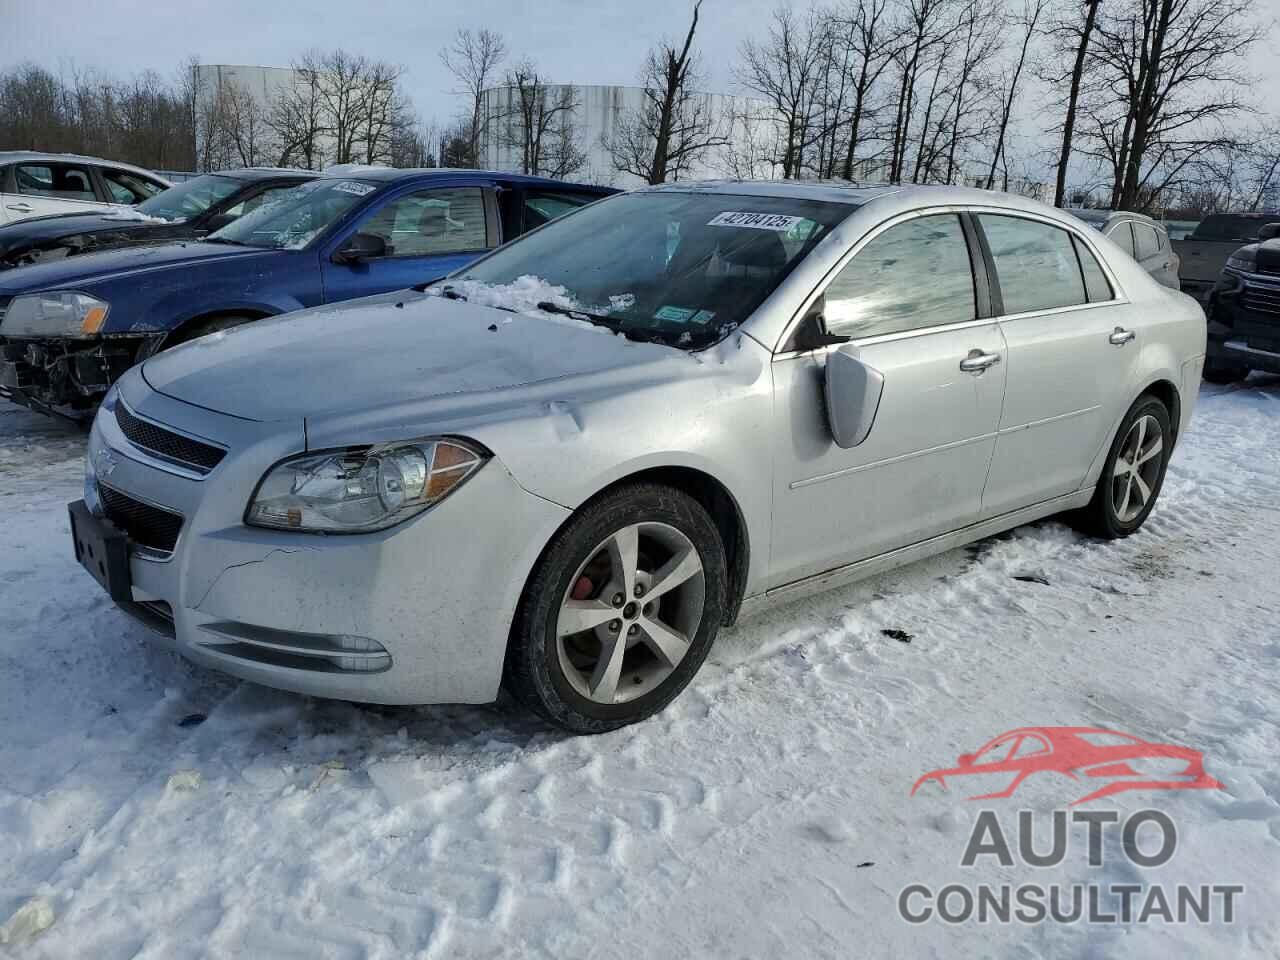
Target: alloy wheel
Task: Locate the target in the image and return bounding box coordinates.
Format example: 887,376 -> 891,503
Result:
1111,414 -> 1164,523
555,522 -> 705,705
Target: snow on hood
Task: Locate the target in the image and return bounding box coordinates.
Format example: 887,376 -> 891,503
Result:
141,288 -> 679,422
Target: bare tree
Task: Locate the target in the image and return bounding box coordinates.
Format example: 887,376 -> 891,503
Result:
1086,0 -> 1261,211
834,0 -> 901,181
440,28 -> 507,168
1047,0 -> 1102,206
984,0 -> 1051,189
736,6 -> 829,178
495,61 -> 587,177
269,60 -> 326,168
223,82 -> 272,167
604,1 -> 728,183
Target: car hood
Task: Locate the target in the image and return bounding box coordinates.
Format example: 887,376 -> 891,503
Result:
0,240 -> 276,294
142,290 -> 686,423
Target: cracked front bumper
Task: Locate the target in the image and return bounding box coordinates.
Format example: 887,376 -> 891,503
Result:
83,367 -> 571,704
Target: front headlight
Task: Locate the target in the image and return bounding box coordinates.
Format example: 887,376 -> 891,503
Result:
1225,251 -> 1257,274
1,292 -> 110,337
246,438 -> 488,533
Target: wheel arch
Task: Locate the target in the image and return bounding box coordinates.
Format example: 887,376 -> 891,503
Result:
518,464 -> 752,628
165,307 -> 276,347
1080,375 -> 1182,493
1139,377 -> 1181,444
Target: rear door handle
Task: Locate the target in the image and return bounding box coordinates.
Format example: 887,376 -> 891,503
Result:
1109,327 -> 1136,346
6,202 -> 33,212
959,349 -> 1001,374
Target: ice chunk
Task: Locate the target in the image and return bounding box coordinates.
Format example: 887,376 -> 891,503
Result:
0,897 -> 54,945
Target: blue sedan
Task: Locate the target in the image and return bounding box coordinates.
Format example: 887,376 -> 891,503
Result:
0,167 -> 614,416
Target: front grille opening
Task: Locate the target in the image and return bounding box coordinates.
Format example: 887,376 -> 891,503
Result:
115,402 -> 226,473
99,484 -> 183,554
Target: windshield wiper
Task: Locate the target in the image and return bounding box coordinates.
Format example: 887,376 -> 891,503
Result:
536,301 -> 679,346
202,236 -> 248,246
535,300 -> 618,330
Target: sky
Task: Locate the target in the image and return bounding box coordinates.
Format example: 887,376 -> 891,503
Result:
2,0 -> 1277,176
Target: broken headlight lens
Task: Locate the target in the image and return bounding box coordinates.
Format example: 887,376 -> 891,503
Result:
246,438 -> 488,533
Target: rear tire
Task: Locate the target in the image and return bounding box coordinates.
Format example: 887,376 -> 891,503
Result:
504,483 -> 727,734
1202,357 -> 1249,384
1070,395 -> 1172,540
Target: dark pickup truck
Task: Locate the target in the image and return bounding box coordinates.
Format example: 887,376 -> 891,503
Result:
1203,223 -> 1280,382
1173,212 -> 1280,304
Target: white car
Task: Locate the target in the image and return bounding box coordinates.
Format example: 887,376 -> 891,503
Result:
0,152 -> 170,224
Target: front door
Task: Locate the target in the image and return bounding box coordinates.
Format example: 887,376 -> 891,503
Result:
320,185 -> 495,303
976,213 -> 1139,517
769,213 -> 1007,588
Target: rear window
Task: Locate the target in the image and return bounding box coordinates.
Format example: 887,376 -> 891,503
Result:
1193,215 -> 1269,242
979,214 -> 1088,315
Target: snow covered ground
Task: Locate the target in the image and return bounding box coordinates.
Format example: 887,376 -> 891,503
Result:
1,379 -> 1278,959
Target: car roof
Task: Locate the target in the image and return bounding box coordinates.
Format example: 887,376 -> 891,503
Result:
1067,208 -> 1161,227
318,165 -> 614,192
636,178 -> 903,206
0,151 -> 164,181
212,167 -> 321,182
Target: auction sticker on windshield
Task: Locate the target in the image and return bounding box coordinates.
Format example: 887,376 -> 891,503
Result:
708,211 -> 805,231
332,181 -> 375,196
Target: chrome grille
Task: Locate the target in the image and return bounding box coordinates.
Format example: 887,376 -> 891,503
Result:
1242,283 -> 1280,316
99,483 -> 183,554
115,402 -> 226,473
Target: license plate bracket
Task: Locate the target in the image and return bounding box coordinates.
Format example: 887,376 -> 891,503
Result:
68,499 -> 132,601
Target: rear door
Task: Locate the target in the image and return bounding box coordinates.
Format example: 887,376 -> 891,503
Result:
769,212 -> 1007,586
320,185 -> 496,302
1,161 -> 108,222
976,213 -> 1137,517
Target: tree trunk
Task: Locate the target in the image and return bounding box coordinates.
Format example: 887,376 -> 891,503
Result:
1054,0 -> 1100,207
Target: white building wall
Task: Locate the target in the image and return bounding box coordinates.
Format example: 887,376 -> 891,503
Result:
478,83 -> 781,188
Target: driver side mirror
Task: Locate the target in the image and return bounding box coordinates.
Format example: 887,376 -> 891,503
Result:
825,343 -> 884,449
332,232 -> 387,265
1259,223 -> 1280,241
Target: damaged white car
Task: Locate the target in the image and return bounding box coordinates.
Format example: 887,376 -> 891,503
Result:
70,182 -> 1206,732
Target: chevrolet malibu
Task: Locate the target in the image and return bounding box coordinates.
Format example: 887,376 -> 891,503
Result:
69,182 -> 1206,732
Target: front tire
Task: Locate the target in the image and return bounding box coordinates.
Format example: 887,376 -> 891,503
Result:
1072,395 -> 1172,539
504,483 -> 727,733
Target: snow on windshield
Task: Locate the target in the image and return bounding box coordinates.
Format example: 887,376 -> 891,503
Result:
426,275 -> 618,335
101,209 -> 179,224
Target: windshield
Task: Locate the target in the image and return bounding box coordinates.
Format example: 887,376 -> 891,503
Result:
209,178 -> 376,250
138,175 -> 241,221
453,191 -> 852,348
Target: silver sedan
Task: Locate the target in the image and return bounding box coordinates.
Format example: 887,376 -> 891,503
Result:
70,182 -> 1207,732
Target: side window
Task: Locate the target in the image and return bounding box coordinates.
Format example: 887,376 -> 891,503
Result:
522,191 -> 593,231
978,214 -> 1087,315
1133,223 -> 1160,260
102,169 -> 163,204
1107,221 -> 1137,258
359,187 -> 489,257
974,738 -> 1019,765
1012,735 -> 1049,760
823,214 -> 975,340
15,163 -> 97,201
222,185 -> 295,218
1154,226 -> 1168,251
1072,236 -> 1114,303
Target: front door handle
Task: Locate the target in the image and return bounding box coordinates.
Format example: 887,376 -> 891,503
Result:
1109,327 -> 1136,346
959,349 -> 1001,374
6,202 -> 33,212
